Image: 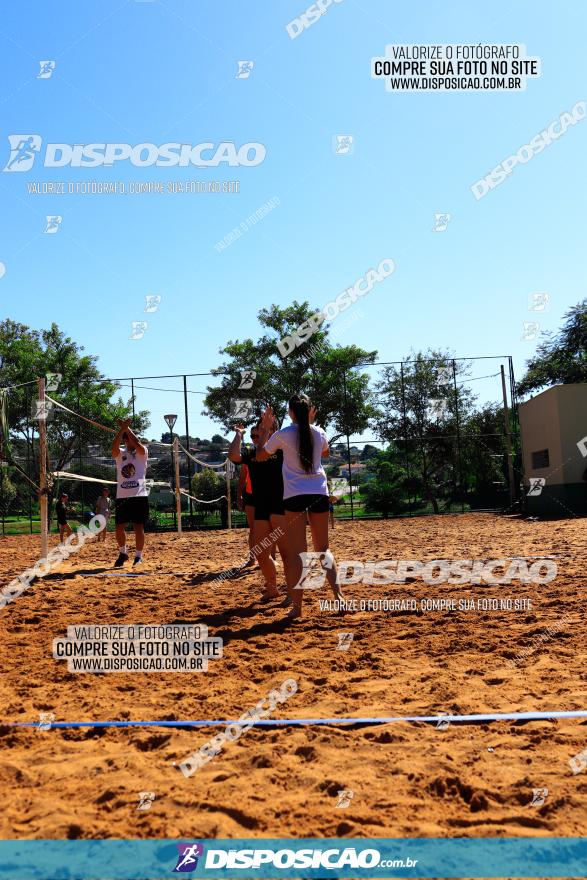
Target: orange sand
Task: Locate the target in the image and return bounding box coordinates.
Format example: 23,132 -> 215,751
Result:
0,514 -> 585,840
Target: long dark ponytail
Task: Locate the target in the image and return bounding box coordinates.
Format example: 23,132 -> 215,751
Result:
289,393 -> 313,473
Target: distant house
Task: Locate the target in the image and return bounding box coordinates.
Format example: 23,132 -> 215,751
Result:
340,462 -> 367,478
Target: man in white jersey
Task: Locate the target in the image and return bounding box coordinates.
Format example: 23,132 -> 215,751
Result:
111,418 -> 149,567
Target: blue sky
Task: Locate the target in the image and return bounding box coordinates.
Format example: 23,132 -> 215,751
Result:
0,0 -> 585,441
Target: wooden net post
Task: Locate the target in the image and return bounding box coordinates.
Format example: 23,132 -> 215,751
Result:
226,459 -> 232,529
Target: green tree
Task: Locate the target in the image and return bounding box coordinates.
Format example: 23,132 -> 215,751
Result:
460,403 -> 511,507
203,302 -> 378,441
374,351 -> 475,513
0,320 -> 149,493
0,469 -> 17,517
518,300 -> 587,395
191,468 -> 225,502
363,448 -> 414,518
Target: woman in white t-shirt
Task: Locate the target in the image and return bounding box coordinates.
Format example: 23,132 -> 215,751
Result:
255,394 -> 344,619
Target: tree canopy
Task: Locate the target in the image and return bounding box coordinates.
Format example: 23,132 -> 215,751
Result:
203,301 -> 378,441
0,320 -> 149,481
518,300 -> 587,395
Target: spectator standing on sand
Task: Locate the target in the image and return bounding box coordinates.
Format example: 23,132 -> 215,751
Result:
95,488 -> 112,542
55,492 -> 73,543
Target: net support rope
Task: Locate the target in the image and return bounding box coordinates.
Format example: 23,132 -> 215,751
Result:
179,488 -> 227,504
178,440 -> 228,470
52,471 -> 117,485
46,396 -> 230,470
45,395 -> 116,434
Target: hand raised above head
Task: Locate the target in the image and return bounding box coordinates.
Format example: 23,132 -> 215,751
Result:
309,405 -> 317,425
260,405 -> 275,431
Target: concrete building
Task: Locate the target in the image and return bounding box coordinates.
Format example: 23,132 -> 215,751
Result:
519,383 -> 587,517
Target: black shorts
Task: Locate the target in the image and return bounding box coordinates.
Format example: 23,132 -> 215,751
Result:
243,491 -> 255,507
115,497 -> 149,525
57,516 -> 68,526
254,499 -> 285,522
283,494 -> 330,514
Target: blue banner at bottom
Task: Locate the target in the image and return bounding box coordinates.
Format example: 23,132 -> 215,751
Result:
0,838 -> 586,879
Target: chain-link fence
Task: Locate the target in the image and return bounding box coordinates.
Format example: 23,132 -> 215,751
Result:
1,356 -> 519,534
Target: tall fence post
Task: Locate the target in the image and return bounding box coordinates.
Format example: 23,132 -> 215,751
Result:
76,380 -> 85,519
342,367 -> 354,520
399,362 -> 413,516
38,377 -> 48,558
451,360 -> 465,513
25,386 -> 33,533
501,365 -> 516,510
183,375 -> 194,529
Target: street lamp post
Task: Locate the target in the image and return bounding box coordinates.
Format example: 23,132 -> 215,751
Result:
164,414 -> 179,532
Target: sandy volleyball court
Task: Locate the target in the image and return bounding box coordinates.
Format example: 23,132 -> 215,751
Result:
0,514 -> 585,840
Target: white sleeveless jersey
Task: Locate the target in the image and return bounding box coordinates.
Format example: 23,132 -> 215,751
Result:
115,447 -> 149,498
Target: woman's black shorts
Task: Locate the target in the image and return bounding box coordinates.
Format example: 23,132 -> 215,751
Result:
242,491 -> 255,507
283,494 -> 330,514
254,500 -> 285,521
